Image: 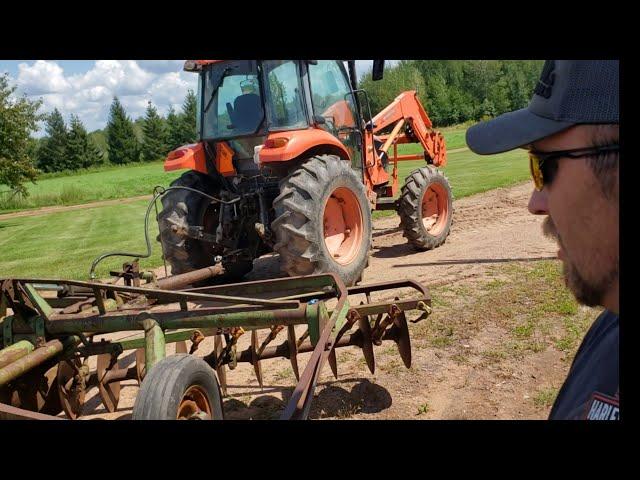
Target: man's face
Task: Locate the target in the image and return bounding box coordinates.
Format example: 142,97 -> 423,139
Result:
528,125 -> 619,308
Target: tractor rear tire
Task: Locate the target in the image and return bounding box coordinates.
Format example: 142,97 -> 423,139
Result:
132,354 -> 223,420
272,155 -> 372,287
157,170 -> 253,282
399,166 -> 453,251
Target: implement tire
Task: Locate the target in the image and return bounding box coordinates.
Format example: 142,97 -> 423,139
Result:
272,155 -> 372,286
399,166 -> 453,251
132,354 -> 223,420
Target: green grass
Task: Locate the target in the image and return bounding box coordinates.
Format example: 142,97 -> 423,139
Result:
0,161 -> 181,213
0,199 -> 165,280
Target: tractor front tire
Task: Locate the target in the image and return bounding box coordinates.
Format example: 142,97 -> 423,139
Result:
399,166 -> 453,251
272,155 -> 372,287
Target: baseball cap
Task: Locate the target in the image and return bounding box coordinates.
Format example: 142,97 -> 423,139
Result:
466,60 -> 619,154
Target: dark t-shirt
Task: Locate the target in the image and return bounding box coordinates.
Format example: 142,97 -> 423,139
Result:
549,309 -> 619,420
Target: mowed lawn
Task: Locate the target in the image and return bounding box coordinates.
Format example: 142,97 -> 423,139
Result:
0,147 -> 530,280
0,162 -> 182,213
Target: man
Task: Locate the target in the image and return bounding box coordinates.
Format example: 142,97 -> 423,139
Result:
465,60 -> 619,420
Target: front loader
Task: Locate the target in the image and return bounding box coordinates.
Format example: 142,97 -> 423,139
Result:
158,60 -> 453,287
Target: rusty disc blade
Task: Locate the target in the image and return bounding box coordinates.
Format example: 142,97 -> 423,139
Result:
57,358 -> 85,420
96,354 -> 121,413
175,341 -> 188,354
7,365 -> 61,415
251,330 -> 263,389
135,348 -> 146,385
287,325 -> 300,381
328,348 -> 338,379
214,334 -> 227,397
358,316 -> 375,374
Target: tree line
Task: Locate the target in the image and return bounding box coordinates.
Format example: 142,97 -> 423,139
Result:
34,91 -> 198,173
359,60 -> 544,127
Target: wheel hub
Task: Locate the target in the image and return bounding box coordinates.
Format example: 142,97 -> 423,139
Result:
323,187 -> 363,266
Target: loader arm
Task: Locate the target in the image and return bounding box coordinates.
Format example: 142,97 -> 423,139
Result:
371,90 -> 447,167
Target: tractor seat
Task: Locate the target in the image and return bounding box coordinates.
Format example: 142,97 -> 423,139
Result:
231,93 -> 263,132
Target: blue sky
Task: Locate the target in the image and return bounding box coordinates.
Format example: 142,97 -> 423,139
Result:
0,60 -> 393,136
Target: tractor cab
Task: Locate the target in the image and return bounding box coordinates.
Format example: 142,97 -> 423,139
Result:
185,60 -> 362,173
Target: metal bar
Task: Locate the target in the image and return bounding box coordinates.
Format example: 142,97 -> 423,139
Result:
380,119 -> 405,154
117,329 -> 202,351
155,264 -> 224,290
142,318 -> 165,372
0,336 -> 80,387
45,304 -> 308,335
0,340 -> 35,369
10,279 -> 300,309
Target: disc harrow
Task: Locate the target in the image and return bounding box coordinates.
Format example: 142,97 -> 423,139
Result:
0,262 -> 432,420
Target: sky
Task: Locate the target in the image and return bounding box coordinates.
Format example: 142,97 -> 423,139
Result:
0,60 -> 394,137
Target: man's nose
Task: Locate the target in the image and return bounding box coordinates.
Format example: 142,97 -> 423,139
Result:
528,189 -> 548,215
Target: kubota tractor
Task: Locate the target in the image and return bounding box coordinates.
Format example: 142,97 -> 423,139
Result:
159,60 -> 452,286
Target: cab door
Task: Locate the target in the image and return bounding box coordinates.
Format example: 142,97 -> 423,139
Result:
306,60 -> 362,171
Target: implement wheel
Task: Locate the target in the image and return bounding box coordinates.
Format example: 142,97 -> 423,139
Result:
399,166 -> 453,251
132,354 -> 223,420
272,155 -> 372,286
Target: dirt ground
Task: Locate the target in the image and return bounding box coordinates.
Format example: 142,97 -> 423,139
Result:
60,181 -> 594,420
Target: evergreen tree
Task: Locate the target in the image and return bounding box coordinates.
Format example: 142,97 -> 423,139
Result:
106,97 -> 139,164
66,114 -> 103,169
0,74 -> 42,196
141,101 -> 168,162
166,105 -> 183,151
36,108 -> 69,172
177,89 -> 198,145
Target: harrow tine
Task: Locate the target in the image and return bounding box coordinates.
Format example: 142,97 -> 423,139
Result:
383,309 -> 412,368
214,334 -> 227,396
328,349 -> 338,379
287,325 -> 300,381
357,314 -> 375,374
175,341 -> 188,354
135,348 -> 146,385
250,330 -> 263,390
96,353 -> 120,413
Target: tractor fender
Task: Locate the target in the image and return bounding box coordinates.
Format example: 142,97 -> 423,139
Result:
259,128 -> 351,163
164,142 -> 208,174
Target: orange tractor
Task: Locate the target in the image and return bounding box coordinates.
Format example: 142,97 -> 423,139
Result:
159,60 -> 452,286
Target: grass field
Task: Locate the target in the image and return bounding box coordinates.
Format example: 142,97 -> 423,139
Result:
0,127 -> 471,214
0,161 -> 181,213
0,146 -> 530,280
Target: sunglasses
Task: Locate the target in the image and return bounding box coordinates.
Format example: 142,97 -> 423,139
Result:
528,144 -> 619,191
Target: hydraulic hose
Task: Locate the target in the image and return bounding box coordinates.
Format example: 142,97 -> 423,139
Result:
88,185 -> 241,280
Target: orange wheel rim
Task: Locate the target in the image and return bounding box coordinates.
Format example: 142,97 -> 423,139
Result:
323,187 -> 363,266
421,183 -> 449,236
177,385 -> 212,420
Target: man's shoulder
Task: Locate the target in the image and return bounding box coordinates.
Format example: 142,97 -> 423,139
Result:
549,309 -> 619,420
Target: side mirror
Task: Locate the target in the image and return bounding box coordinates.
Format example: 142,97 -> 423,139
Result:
372,60 -> 385,81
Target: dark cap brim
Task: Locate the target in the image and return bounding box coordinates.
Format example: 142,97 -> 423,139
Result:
465,108 -> 575,155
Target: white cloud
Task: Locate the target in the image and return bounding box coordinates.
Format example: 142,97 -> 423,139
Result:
138,60 -> 185,74
13,59 -> 399,137
12,60 -> 198,135
17,60 -> 71,95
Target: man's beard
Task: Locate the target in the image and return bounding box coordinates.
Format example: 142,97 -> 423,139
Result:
542,217 -> 617,307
